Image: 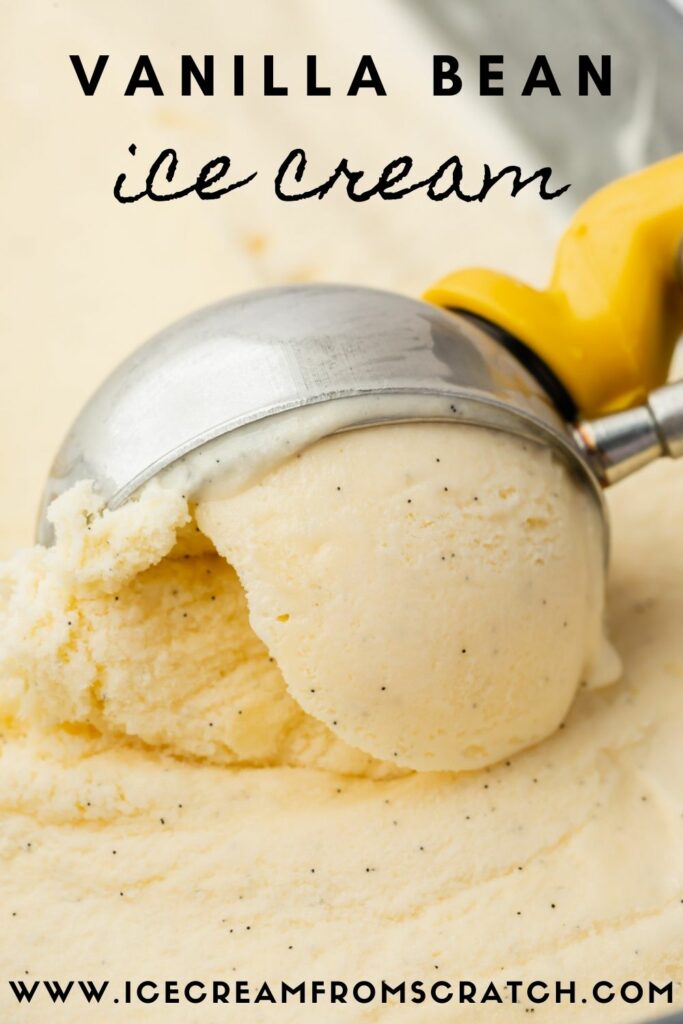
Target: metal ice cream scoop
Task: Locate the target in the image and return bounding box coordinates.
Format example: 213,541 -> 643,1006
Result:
36,156 -> 683,545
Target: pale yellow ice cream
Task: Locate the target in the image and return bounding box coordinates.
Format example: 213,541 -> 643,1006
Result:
0,479 -> 400,780
0,423 -> 618,774
198,423 -> 618,772
1,422 -> 616,774
2,0 -> 682,1021
0,455 -> 682,1024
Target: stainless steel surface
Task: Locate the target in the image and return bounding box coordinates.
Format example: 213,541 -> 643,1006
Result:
36,283 -> 605,545
575,379 -> 683,484
649,379 -> 683,457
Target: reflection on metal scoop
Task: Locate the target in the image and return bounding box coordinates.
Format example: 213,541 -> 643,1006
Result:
36,284 -> 605,545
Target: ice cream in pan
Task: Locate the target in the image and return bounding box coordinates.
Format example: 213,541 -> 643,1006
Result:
1,157 -> 682,1018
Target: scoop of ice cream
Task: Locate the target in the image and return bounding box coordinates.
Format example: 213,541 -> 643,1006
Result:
0,421 -> 619,777
198,422 -> 620,772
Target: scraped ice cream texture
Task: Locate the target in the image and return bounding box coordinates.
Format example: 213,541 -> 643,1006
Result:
3,2 -> 683,1017
3,435 -> 683,1021
2,279 -> 682,1015
0,422 -> 619,775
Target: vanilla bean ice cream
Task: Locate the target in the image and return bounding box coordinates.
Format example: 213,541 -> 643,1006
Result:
1,0 -> 682,1021
0,423 -> 618,774
197,423 -> 618,772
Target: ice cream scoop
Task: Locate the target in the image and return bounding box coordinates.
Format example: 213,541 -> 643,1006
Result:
37,155 -> 683,548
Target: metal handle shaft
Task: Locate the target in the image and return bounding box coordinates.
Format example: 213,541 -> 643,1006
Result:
574,379 -> 683,486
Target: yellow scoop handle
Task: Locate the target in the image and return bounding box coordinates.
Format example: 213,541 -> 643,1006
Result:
424,154 -> 683,418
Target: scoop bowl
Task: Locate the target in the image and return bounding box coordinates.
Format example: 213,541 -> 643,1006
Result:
37,283 -> 605,545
